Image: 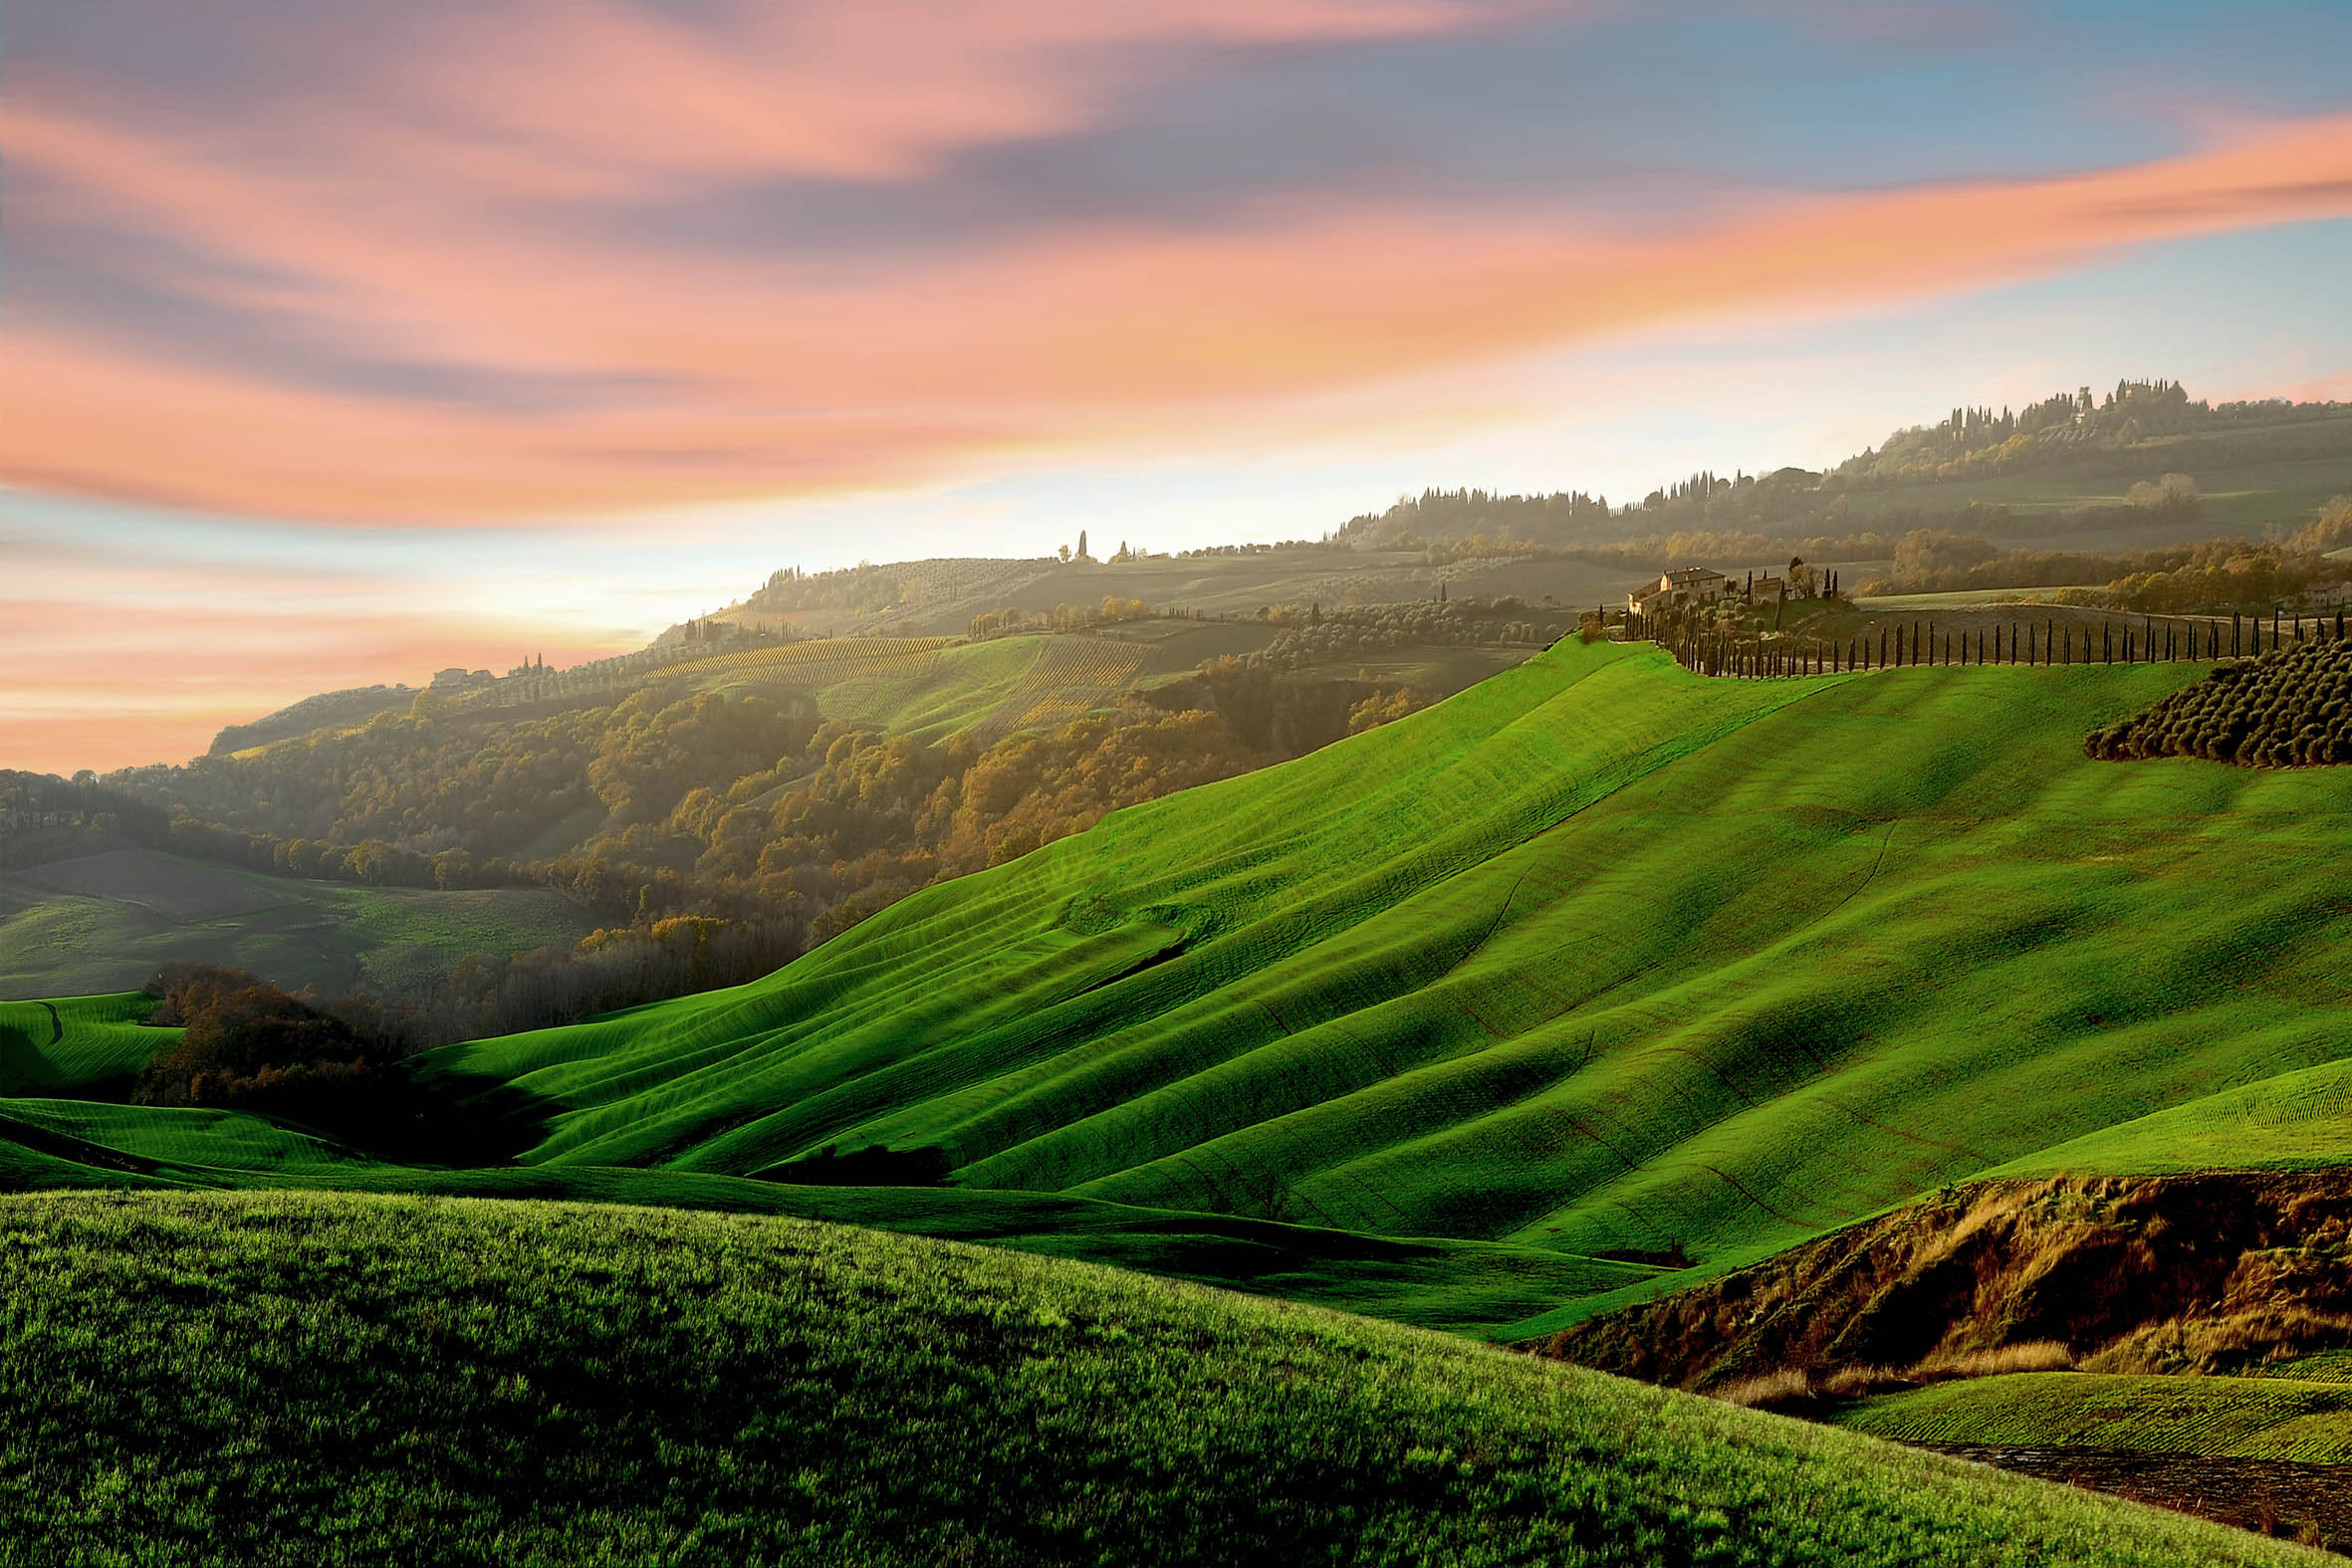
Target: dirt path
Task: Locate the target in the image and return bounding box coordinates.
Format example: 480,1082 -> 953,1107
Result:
36,1003 -> 60,1045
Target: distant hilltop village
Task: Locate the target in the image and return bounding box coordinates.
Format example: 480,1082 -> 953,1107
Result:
1624,559 -> 1836,620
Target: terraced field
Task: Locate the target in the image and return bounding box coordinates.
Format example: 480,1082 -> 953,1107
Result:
808,635 -> 1052,738
0,992 -> 158,1095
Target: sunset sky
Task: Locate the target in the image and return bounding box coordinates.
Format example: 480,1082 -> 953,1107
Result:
8,0 -> 2352,774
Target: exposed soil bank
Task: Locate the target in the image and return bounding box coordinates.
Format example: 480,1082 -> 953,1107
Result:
1540,1172 -> 2352,1389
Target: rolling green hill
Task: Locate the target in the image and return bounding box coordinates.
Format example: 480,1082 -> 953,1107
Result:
390,639 -> 2352,1331
21,640 -> 2352,1346
0,1188 -> 2312,1568
17,635 -> 2352,1552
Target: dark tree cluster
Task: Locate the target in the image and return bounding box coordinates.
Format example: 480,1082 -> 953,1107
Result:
2087,638 -> 2352,767
136,964 -> 396,1139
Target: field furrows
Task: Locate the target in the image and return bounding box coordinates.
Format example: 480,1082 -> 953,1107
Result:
665,635 -> 955,689
969,636 -> 1153,743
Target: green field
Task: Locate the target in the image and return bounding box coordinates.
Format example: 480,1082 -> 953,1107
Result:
800,634 -> 1053,738
382,640 -> 2352,1337
19,636 -> 2352,1555
21,642 -> 2352,1348
0,847 -> 605,1000
1839,1372 -> 2352,1464
0,1188 -> 2310,1568
0,992 -> 161,1096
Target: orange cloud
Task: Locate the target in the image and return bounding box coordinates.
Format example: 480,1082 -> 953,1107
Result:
0,579 -> 629,774
6,2 -> 2352,525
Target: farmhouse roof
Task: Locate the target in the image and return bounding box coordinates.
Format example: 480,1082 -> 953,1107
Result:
1663,567 -> 1724,585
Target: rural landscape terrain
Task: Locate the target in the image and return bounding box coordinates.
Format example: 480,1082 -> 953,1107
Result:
9,383 -> 2352,1557
16,0 -> 2352,1556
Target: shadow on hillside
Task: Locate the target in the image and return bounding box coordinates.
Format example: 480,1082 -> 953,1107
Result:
764,1144 -> 953,1187
368,1067 -> 562,1169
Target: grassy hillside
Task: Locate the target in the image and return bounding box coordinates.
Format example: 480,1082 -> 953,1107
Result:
0,992 -> 161,1095
1839,1372 -> 2352,1464
391,639 -> 2352,1338
27,640 -> 2352,1346
0,847 -> 604,999
0,1188 -> 2313,1568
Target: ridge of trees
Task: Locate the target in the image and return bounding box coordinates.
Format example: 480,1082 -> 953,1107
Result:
1337,383 -> 2350,552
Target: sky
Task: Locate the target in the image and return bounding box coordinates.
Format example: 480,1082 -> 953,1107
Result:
7,0 -> 2352,774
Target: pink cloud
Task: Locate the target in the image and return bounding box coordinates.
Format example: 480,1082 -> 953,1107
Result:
402,0 -> 1497,191
4,3 -> 2352,526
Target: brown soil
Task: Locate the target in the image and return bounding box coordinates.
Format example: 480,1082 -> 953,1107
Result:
1537,1171 -> 2352,1389
1938,1447 -> 2352,1557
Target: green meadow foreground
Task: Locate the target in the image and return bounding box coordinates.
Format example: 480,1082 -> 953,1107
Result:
14,637 -> 2352,1552
0,1188 -> 2317,1568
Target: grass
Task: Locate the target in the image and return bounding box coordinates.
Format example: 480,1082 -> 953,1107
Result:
0,992 -> 167,1096
378,640 -> 2352,1342
969,634 -> 1155,742
1985,1056 -> 2352,1179
0,1187 -> 2317,1568
1837,1371 -> 2352,1464
21,639 -> 2352,1348
807,635 -> 1049,739
1855,586 -> 2107,609
0,847 -> 603,999
0,1090 -> 1660,1333
666,634 -> 956,690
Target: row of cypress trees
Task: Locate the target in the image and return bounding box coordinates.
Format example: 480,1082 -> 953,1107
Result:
1662,606 -> 2349,680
